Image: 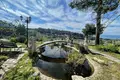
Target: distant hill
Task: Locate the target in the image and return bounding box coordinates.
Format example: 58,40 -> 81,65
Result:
0,20 -> 84,39
36,28 -> 84,39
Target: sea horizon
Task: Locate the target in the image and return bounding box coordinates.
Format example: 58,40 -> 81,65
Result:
101,35 -> 120,40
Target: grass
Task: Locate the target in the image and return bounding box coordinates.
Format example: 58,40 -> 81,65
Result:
87,54 -> 120,80
66,51 -> 85,64
36,41 -> 43,47
89,45 -> 120,60
94,44 -> 119,53
16,43 -> 26,48
3,53 -> 40,80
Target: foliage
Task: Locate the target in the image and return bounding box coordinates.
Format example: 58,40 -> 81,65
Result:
0,55 -> 8,61
3,53 -> 40,80
96,44 -> 119,53
66,51 -> 85,64
82,23 -> 103,43
0,55 -> 8,66
0,20 -> 15,37
66,51 -> 93,77
37,27 -> 84,39
82,24 -> 96,37
89,45 -> 120,59
16,24 -> 26,35
69,0 -> 119,14
82,23 -> 104,36
0,20 -> 26,38
16,36 -> 26,43
10,37 -> 17,43
16,43 -> 26,48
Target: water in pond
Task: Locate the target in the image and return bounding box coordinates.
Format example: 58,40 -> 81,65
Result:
36,44 -> 93,80
41,45 -> 68,58
36,59 -> 71,80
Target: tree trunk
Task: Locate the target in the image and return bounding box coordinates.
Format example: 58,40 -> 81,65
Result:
95,0 -> 102,45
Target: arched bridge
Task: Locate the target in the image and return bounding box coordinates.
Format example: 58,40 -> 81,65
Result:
38,40 -> 67,48
36,40 -> 86,54
36,40 -> 89,63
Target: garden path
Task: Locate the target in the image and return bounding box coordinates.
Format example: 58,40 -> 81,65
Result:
89,49 -> 120,64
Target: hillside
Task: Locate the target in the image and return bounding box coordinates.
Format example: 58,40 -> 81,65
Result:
36,28 -> 84,39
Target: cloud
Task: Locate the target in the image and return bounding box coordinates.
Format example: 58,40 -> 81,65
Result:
0,0 -> 120,36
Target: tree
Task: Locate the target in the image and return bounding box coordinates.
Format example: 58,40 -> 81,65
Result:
82,23 -> 104,44
69,0 -> 119,45
16,24 -> 26,36
82,24 -> 95,43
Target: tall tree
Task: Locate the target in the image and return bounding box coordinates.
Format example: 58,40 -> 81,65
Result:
69,0 -> 119,45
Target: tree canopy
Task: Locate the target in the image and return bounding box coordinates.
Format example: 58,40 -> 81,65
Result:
16,24 -> 26,35
82,23 -> 104,37
69,0 -> 119,14
82,24 -> 95,37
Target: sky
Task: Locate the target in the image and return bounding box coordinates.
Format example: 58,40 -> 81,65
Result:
0,0 -> 120,37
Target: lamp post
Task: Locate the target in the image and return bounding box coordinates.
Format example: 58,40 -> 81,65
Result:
20,16 -> 31,47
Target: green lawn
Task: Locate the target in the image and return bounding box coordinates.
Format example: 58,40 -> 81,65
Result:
3,53 -> 40,80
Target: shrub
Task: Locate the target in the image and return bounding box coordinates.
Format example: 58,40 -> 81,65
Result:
66,51 -> 93,77
66,51 -> 85,65
3,53 -> 40,80
0,55 -> 8,61
10,37 -> 17,43
17,36 -> 26,43
96,44 -> 119,53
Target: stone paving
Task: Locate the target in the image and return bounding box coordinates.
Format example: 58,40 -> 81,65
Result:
0,50 -> 26,80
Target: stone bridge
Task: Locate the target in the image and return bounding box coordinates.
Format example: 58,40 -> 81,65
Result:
36,40 -> 87,54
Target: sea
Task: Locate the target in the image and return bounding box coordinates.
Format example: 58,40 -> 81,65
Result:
101,35 -> 120,40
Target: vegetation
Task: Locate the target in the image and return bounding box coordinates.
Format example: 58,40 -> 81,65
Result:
16,36 -> 26,43
69,0 -> 119,45
36,28 -> 84,40
16,42 -> 26,48
0,20 -> 84,42
0,55 -> 8,66
3,53 -> 40,80
0,55 -> 8,61
82,23 -> 104,43
66,51 -> 85,64
16,24 -> 26,36
89,45 -> 120,59
10,37 -> 17,43
95,44 -> 119,53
